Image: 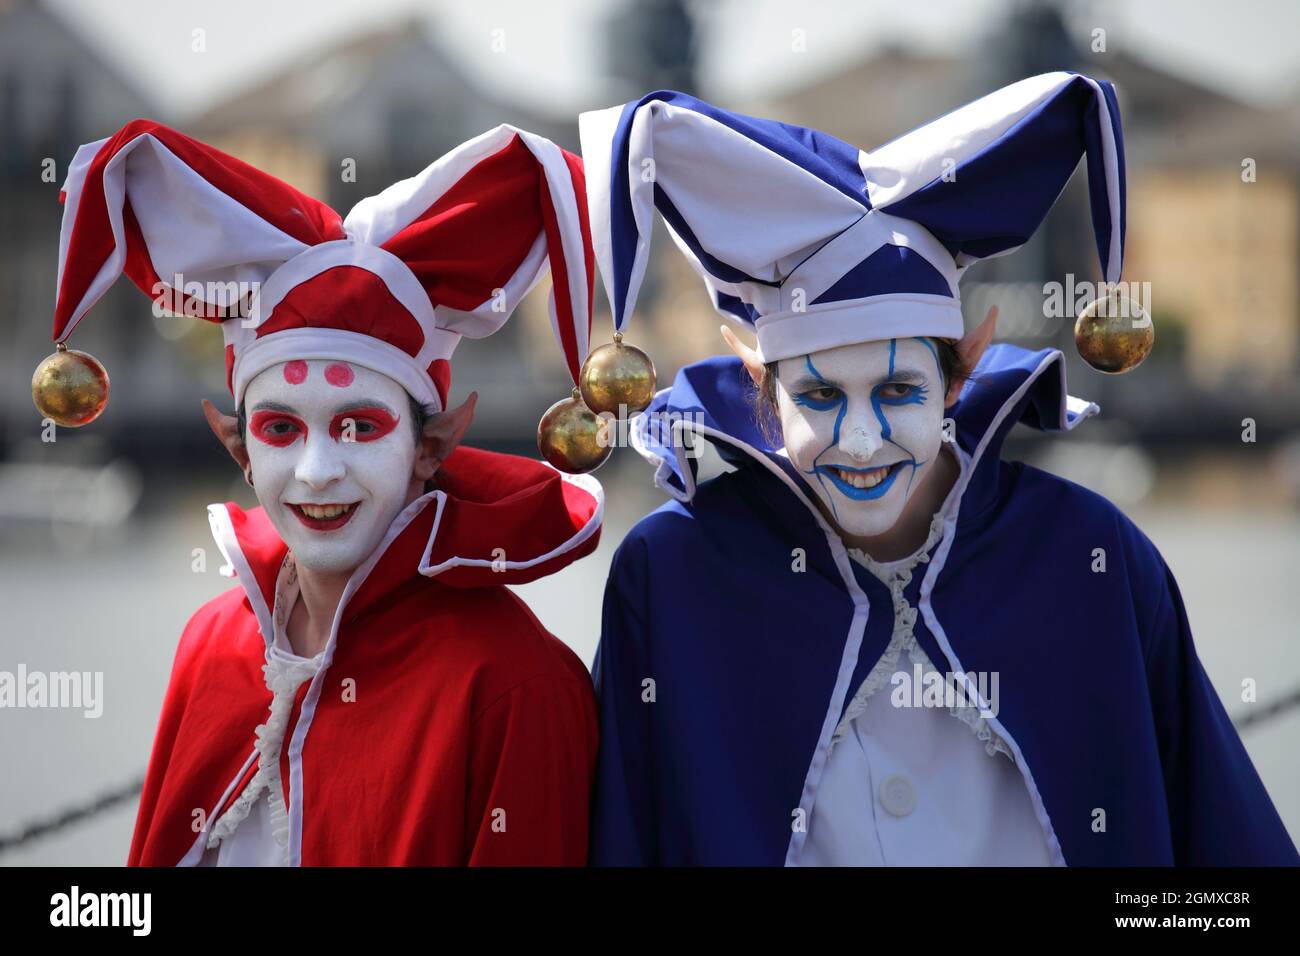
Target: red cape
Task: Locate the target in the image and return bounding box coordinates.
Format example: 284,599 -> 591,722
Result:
128,447 -> 602,866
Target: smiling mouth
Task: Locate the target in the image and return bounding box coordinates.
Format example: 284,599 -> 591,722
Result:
817,461 -> 907,500
828,463 -> 897,489
288,502 -> 360,531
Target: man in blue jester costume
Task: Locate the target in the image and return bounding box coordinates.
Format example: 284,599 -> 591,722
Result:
579,73 -> 1297,866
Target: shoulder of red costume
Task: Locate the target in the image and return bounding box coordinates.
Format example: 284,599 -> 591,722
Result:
171,585 -> 263,675
424,446 -> 603,587
389,583 -> 593,706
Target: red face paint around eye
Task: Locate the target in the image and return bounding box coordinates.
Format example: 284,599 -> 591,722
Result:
329,407 -> 401,443
250,410 -> 308,447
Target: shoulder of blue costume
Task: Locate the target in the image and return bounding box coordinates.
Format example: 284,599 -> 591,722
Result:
631,343 -> 1101,503
607,468 -> 751,582
1008,458 -> 1177,640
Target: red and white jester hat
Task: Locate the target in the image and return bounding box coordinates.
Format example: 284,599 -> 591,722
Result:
51,119 -> 594,413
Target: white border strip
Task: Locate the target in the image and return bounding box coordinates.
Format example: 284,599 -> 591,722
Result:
418,467 -> 604,577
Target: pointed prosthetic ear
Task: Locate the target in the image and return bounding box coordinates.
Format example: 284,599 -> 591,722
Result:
945,305 -> 998,407
202,398 -> 250,476
414,391 -> 478,481
720,325 -> 765,387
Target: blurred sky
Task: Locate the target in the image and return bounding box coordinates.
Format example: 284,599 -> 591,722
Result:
44,0 -> 1300,120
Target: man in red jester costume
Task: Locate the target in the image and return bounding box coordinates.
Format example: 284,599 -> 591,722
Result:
47,120 -> 604,866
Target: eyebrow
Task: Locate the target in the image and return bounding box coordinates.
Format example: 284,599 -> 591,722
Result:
249,399 -> 398,415
333,399 -> 398,415
786,366 -> 930,392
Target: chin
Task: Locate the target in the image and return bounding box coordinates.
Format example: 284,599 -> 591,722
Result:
288,545 -> 373,576
838,510 -> 905,540
267,511 -> 384,577
824,493 -> 907,540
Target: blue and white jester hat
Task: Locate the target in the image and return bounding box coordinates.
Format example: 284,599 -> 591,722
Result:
579,71 -> 1125,362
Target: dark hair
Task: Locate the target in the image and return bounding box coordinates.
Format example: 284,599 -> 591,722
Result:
751,337 -> 972,447
236,392 -> 430,445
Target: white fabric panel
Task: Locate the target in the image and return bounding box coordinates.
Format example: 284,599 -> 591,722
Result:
1078,76 -> 1124,282
56,133 -> 310,339
518,129 -> 591,364
577,105 -> 627,325
644,105 -> 860,280
754,295 -> 963,363
582,101 -> 866,328
56,137 -> 110,304
233,327 -> 447,412
801,686 -> 1055,866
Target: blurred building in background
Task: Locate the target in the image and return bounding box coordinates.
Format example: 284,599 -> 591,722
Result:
5,0 -> 1296,467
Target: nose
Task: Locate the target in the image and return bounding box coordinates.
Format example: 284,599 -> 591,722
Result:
837,399 -> 883,462
294,431 -> 346,491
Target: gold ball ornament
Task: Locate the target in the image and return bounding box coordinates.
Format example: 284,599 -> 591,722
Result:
579,332 -> 657,417
31,343 -> 110,426
1074,288 -> 1154,374
536,389 -> 613,474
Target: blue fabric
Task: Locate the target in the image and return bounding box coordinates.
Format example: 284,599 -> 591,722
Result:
812,243 -> 955,304
591,344 -> 1297,866
885,75 -> 1122,268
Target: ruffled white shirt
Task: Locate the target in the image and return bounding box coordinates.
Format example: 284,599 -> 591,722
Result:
198,555 -> 323,867
801,503 -> 1055,866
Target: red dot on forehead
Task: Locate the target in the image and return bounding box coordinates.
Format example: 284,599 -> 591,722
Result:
282,360 -> 308,384
324,363 -> 354,387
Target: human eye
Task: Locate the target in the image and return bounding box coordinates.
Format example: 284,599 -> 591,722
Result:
875,381 -> 927,404
331,408 -> 400,442
250,411 -> 305,446
795,385 -> 842,409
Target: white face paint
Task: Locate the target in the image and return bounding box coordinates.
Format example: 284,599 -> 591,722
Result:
775,337 -> 946,539
243,360 -> 418,575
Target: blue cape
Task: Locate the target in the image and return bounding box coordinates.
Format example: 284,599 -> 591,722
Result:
591,343 -> 1297,865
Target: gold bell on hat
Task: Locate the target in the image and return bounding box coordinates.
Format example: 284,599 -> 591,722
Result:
31,342 -> 111,426
1075,286 -> 1154,374
537,387 -> 613,474
578,331 -> 657,417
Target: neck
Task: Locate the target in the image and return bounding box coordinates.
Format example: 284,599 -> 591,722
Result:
287,563 -> 352,658
834,442 -> 960,562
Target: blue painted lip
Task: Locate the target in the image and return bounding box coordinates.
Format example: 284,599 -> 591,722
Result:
816,462 -> 903,500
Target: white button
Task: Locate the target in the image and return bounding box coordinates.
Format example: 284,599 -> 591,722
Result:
879,774 -> 917,817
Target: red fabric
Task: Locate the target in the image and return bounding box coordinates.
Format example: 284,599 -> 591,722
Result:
382,136 -> 542,314
254,265 -> 425,356
55,119 -> 344,339
224,345 -> 235,395
127,447 -> 600,866
426,359 -> 451,410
